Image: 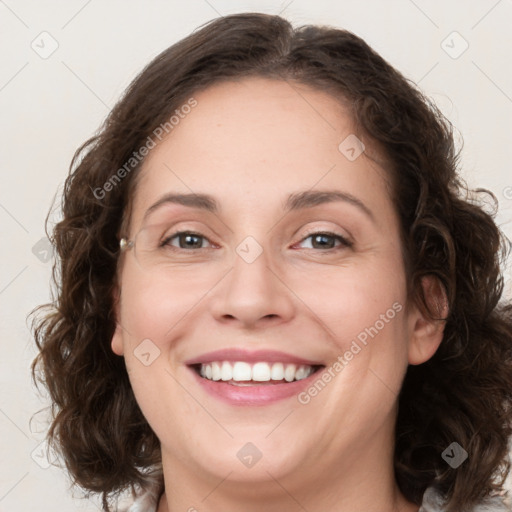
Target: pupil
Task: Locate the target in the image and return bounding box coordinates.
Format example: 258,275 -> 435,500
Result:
313,234 -> 334,249
181,234 -> 202,248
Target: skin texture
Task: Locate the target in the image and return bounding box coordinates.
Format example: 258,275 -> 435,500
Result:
111,77 -> 445,512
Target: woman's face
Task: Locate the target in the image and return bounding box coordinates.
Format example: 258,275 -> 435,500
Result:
112,77 -> 438,490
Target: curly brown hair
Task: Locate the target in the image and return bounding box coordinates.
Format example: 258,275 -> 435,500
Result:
31,12 -> 512,512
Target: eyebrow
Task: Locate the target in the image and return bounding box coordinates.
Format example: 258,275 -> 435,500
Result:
143,189 -> 375,222
284,190 -> 375,221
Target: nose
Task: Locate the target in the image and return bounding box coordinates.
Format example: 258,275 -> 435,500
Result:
210,242 -> 296,330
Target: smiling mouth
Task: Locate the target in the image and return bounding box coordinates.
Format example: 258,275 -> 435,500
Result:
190,361 -> 325,385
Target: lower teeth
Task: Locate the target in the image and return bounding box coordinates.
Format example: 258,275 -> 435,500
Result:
228,380 -> 285,386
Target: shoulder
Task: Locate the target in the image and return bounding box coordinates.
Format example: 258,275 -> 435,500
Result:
116,483 -> 161,512
117,495 -> 158,512
419,486 -> 511,512
117,485 -> 511,512
117,494 -> 158,512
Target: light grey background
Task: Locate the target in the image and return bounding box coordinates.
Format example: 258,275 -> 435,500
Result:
1,1 -> 511,510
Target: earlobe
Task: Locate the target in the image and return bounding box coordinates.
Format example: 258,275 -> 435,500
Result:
111,323 -> 125,356
408,275 -> 449,366
111,286 -> 125,356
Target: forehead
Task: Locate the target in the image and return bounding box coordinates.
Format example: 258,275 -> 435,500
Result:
128,77 -> 393,229
162,77 -> 353,163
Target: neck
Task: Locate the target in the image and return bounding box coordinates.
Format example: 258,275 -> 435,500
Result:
156,421 -> 420,512
157,480 -> 419,512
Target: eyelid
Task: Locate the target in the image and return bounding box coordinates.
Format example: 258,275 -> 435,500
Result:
294,228 -> 353,249
162,228 -> 353,251
162,230 -> 218,249
158,220 -> 219,244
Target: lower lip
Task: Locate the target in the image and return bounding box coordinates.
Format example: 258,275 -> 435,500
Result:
188,366 -> 323,406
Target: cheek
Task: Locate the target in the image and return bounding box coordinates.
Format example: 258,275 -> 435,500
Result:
291,254 -> 410,394
118,263 -> 220,346
291,258 -> 407,343
116,268 -> 198,426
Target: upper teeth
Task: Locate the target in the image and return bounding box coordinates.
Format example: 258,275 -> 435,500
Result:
199,361 -> 315,382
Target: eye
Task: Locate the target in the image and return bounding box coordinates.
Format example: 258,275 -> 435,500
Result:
158,230 -> 352,252
161,231 -> 214,250
296,231 -> 352,251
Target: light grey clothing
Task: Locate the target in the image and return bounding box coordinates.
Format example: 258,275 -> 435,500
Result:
119,485 -> 511,511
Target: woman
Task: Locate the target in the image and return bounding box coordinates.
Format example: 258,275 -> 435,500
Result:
31,12 -> 512,512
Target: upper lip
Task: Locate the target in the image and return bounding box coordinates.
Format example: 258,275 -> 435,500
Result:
184,348 -> 324,366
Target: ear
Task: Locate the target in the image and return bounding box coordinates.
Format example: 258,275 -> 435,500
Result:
111,285 -> 125,356
407,275 -> 449,365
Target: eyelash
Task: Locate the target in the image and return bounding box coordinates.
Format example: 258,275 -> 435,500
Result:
160,230 -> 353,252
